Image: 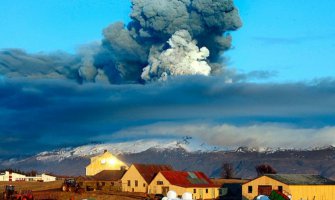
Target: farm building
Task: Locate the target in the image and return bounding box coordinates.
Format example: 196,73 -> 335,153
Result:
77,170 -> 126,191
86,150 -> 128,176
121,164 -> 173,193
148,171 -> 221,200
25,173 -> 57,182
242,174 -> 335,200
0,171 -> 56,182
0,171 -> 26,181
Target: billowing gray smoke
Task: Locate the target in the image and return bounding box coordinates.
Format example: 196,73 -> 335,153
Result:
95,0 -> 242,83
0,49 -> 81,81
0,0 -> 241,84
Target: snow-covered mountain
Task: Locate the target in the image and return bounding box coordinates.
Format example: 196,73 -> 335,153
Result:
1,138 -> 335,179
34,137 -> 225,162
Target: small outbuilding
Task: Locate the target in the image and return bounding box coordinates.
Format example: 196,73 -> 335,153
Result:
242,174 -> 335,200
77,170 -> 126,191
211,178 -> 249,200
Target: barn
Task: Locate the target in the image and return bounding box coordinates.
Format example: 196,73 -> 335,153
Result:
242,174 -> 335,200
85,150 -> 128,176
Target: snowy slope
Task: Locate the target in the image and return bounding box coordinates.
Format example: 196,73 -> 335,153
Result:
35,138 -> 225,162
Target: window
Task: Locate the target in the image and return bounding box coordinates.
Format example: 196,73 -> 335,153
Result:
127,180 -> 131,187
206,189 -> 208,193
193,189 -> 196,193
278,186 -> 283,192
248,186 -> 253,193
143,183 -> 146,187
135,180 -> 138,187
157,181 -> 164,185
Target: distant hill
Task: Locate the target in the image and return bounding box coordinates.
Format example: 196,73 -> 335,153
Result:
1,140 -> 335,179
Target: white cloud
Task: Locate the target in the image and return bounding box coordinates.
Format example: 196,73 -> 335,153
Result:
108,122 -> 335,149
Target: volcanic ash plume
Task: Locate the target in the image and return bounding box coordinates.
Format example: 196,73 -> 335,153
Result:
0,0 -> 242,84
142,30 -> 211,81
94,0 -> 242,83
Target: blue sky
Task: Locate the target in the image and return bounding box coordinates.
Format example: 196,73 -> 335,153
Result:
229,0 -> 335,82
0,0 -> 131,52
1,0 -> 335,158
1,0 -> 335,82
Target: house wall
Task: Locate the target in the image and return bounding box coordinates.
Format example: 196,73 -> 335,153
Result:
242,176 -> 289,200
289,185 -> 335,200
77,180 -> 122,192
41,174 -> 57,182
121,165 -> 148,193
148,172 -> 172,195
23,174 -> 56,182
86,152 -> 128,176
149,172 -> 220,200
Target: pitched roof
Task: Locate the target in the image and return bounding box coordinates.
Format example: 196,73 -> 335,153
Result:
76,176 -> 96,181
133,164 -> 173,183
211,178 -> 249,185
160,171 -> 219,188
93,170 -> 126,181
265,174 -> 335,185
77,170 -> 126,181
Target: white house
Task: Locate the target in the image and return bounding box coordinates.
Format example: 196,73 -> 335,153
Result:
0,171 -> 26,181
0,171 -> 56,182
25,173 -> 57,182
40,173 -> 57,182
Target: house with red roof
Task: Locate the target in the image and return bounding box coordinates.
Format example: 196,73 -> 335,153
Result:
121,163 -> 174,193
148,171 -> 220,199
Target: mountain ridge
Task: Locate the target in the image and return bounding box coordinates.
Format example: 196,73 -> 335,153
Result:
1,140 -> 335,179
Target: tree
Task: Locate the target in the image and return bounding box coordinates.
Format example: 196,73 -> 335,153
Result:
221,163 -> 235,179
255,164 -> 277,176
26,170 -> 37,177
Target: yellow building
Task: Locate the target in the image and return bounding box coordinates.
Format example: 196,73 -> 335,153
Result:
242,174 -> 335,200
121,164 -> 173,193
86,150 -> 128,176
149,171 -> 221,200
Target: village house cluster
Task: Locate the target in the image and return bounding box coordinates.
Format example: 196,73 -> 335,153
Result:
84,151 -> 335,200
83,150 -> 335,200
2,150 -> 335,200
84,150 -> 222,199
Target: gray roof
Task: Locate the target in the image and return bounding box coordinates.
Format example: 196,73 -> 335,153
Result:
265,174 -> 335,185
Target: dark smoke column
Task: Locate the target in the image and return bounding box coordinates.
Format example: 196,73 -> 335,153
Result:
94,0 -> 242,83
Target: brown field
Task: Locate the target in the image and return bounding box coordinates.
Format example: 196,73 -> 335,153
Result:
0,181 -> 63,192
0,181 -> 144,200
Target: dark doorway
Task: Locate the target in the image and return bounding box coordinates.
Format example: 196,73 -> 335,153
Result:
162,187 -> 169,196
258,185 -> 272,196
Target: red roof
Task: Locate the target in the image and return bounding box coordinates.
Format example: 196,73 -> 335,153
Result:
133,164 -> 173,184
160,171 -> 219,188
